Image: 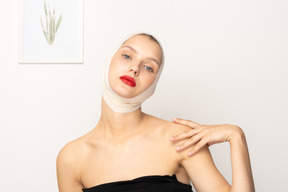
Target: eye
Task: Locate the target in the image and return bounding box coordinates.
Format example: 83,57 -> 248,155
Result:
122,54 -> 131,60
144,65 -> 153,72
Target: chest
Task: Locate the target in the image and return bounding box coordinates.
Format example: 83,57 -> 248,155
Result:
80,137 -> 179,188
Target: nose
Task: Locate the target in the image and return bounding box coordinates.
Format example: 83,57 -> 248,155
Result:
129,64 -> 139,76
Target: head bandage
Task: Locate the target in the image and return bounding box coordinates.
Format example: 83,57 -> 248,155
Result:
102,33 -> 164,113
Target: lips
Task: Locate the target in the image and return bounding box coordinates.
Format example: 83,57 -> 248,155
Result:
119,75 -> 136,87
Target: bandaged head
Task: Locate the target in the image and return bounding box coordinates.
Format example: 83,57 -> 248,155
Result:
102,33 -> 164,113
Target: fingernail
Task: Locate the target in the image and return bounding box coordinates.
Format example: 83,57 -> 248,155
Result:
176,146 -> 182,151
187,152 -> 193,156
169,137 -> 175,141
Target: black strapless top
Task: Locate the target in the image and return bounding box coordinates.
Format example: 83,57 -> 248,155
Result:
82,174 -> 193,192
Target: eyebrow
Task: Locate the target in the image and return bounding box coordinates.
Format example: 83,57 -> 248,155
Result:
121,45 -> 137,53
120,45 -> 160,66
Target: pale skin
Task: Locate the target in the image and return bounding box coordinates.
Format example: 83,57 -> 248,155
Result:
57,35 -> 255,192
171,118 -> 255,192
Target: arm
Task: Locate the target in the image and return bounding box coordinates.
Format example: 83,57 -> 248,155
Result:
180,145 -> 231,192
56,143 -> 83,192
171,118 -> 255,192
229,128 -> 255,192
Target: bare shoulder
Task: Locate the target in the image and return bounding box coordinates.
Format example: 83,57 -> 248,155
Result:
144,114 -> 199,159
165,120 -> 211,164
144,114 -> 192,138
57,138 -> 85,164
56,135 -> 93,191
57,135 -> 91,177
148,115 -> 213,160
147,116 -> 228,189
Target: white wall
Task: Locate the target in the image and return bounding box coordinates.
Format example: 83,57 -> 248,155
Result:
1,0 -> 287,191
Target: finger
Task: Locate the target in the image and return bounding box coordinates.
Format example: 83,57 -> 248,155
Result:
187,137 -> 209,156
172,118 -> 201,128
175,132 -> 204,151
170,129 -> 200,142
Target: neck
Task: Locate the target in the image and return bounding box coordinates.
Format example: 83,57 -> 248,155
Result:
97,98 -> 145,139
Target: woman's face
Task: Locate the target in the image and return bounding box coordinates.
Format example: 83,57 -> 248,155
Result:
108,35 -> 163,98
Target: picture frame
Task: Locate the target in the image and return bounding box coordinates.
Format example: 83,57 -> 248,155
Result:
18,0 -> 84,63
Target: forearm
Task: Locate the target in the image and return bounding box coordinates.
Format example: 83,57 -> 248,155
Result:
229,127 -> 255,192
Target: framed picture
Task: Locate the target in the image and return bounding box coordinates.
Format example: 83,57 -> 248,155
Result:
18,0 -> 83,63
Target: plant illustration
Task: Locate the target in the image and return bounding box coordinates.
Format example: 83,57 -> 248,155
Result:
40,1 -> 62,45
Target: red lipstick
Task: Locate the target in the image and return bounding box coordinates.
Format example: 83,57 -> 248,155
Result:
120,75 -> 136,87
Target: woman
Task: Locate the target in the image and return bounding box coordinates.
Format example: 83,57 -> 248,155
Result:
57,33 -> 255,192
